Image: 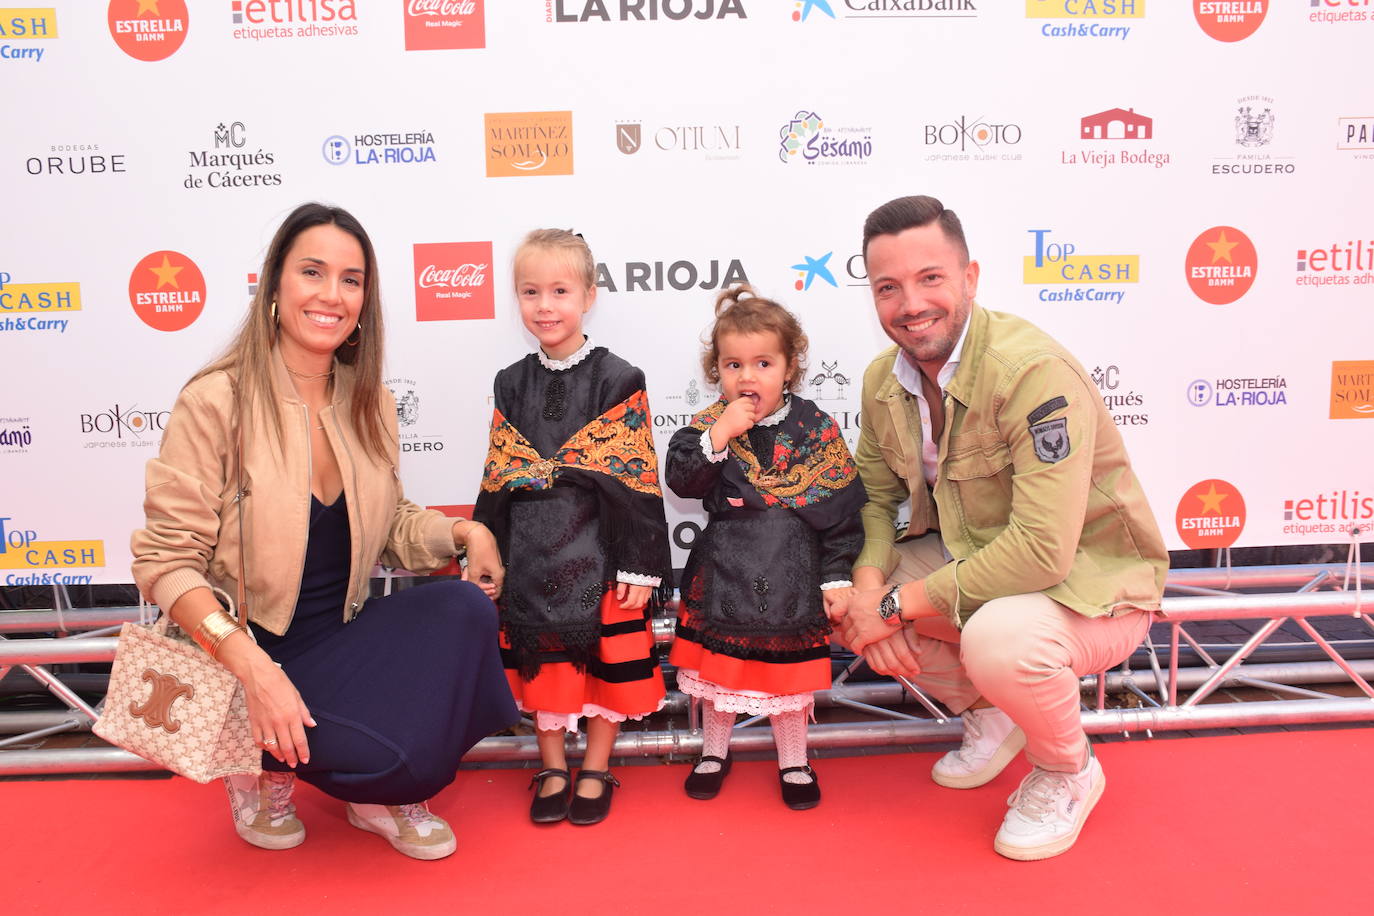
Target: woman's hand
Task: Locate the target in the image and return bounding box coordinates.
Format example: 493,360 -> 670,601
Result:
219,633 -> 314,768
455,520 -> 504,600
615,582 -> 651,610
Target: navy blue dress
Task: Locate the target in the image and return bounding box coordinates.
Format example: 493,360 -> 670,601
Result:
252,494 -> 517,805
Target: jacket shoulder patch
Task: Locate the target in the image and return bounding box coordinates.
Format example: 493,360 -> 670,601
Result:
1027,396 -> 1068,426
1029,418 -> 1070,463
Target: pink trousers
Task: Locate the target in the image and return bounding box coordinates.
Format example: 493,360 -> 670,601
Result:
889,535 -> 1152,773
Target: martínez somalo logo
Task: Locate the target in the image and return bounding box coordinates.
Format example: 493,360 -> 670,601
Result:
0,7 -> 57,62
1026,0 -> 1142,40
0,515 -> 104,587
549,0 -> 746,22
1023,228 -> 1138,303
1329,360 -> 1374,419
0,271 -> 80,334
485,111 -> 573,177
183,122 -> 282,190
778,110 -> 872,166
322,130 -> 438,166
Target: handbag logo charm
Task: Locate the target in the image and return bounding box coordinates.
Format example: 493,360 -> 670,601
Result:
129,667 -> 195,734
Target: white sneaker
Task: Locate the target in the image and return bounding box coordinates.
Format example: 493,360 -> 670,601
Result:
346,801 -> 457,860
994,752 -> 1106,861
223,771 -> 306,850
931,706 -> 1026,789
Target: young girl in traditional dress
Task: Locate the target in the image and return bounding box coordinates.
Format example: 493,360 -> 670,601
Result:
667,285 -> 865,810
474,229 -> 671,826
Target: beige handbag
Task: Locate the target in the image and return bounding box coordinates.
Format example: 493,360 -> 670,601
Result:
95,421 -> 261,782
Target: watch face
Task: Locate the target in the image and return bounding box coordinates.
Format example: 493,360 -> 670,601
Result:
879,592 -> 898,620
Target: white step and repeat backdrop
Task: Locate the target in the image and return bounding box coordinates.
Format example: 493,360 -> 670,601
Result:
1,1 -> 1371,587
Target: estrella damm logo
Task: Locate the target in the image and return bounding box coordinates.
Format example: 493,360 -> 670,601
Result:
1175,479 -> 1246,549
1023,229 -> 1138,303
0,272 -> 80,334
128,250 -> 206,331
0,516 -> 104,586
1194,0 -> 1267,42
1185,226 -> 1257,305
107,0 -> 189,62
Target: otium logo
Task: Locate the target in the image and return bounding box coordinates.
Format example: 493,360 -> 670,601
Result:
414,242 -> 493,321
1027,0 -> 1141,40
405,0 -> 484,50
1175,479 -> 1246,549
108,0 -> 189,61
1185,226 -> 1257,305
0,8 -> 57,62
0,272 -> 81,335
791,253 -> 837,291
1194,1 -> 1267,42
128,251 -> 206,331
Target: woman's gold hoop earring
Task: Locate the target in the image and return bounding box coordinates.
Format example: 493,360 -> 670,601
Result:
345,322 -> 361,347
270,299 -> 279,325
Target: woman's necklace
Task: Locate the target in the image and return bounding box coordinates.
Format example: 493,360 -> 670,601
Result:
285,364 -> 333,381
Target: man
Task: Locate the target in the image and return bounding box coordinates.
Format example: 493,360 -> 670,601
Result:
831,195 -> 1168,861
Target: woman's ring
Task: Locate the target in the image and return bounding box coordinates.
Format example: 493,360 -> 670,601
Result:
263,737 -> 278,746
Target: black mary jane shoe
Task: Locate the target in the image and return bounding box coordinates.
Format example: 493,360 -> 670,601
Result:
568,769 -> 621,826
779,765 -> 821,811
529,767 -> 572,824
684,755 -> 733,800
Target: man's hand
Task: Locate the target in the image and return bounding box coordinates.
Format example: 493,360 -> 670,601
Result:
836,585 -> 899,652
861,630 -> 922,678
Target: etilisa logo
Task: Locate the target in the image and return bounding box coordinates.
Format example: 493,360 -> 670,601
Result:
79,402 -> 170,449
0,7 -> 57,62
595,257 -> 747,293
184,122 -> 283,190
1091,364 -> 1149,428
613,120 -> 742,161
1295,236 -> 1374,288
0,271 -> 81,335
108,0 -> 189,61
1338,117 -> 1374,159
549,0 -> 747,22
807,360 -> 852,401
1194,0 -> 1267,42
1282,488 -> 1374,538
795,0 -> 977,22
25,142 -> 127,178
1027,0 -> 1142,40
0,515 -> 104,587
1307,0 -> 1364,26
1213,95 -> 1294,177
1186,374 -> 1288,410
413,242 -> 493,321
128,250 -> 207,332
779,111 -> 873,166
791,252 -> 837,291
385,378 -> 449,454
1329,360 -> 1374,419
923,114 -> 1023,163
229,0 -> 359,41
405,0 -> 484,50
1023,229 -> 1138,304
0,417 -> 33,455
322,130 -> 438,166
485,111 -> 574,177
1175,479 -> 1246,549
1185,226 -> 1257,305
1064,107 -> 1170,170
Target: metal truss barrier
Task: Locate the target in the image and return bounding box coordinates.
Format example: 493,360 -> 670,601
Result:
1,563 -> 1370,775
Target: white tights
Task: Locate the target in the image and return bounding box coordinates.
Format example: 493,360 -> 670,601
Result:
693,701 -> 812,783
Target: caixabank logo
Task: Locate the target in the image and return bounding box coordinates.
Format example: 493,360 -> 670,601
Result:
0,7 -> 57,62
405,0 -> 483,50
1063,107 -> 1171,169
1282,488 -> 1373,538
229,0 -> 359,41
1329,360 -> 1374,419
779,110 -> 873,166
0,515 -> 104,587
1194,0 -> 1267,41
108,0 -> 188,60
1295,236 -> 1374,288
414,242 -> 493,321
0,271 -> 80,335
322,130 -> 438,166
595,257 -> 748,292
1023,228 -> 1138,304
548,0 -> 746,22
485,111 -> 573,177
183,121 -> 283,190
1186,374 -> 1288,410
1308,0 -> 1369,25
1026,0 -> 1143,40
128,250 -> 206,331
1185,226 -> 1257,304
1213,94 -> 1295,177
793,1 -> 977,23
1175,479 -> 1246,549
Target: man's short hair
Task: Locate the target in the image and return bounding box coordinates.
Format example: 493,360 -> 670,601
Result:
861,195 -> 969,265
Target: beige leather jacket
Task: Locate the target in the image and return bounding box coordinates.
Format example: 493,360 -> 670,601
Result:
131,348 -> 458,635
855,304 -> 1168,627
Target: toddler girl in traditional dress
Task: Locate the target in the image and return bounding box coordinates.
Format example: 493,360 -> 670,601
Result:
474,230 -> 671,825
667,284 -> 865,809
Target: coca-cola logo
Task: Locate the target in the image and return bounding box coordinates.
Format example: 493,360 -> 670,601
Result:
408,0 -> 476,15
405,0 -> 484,50
417,263 -> 488,289
414,242 -> 495,321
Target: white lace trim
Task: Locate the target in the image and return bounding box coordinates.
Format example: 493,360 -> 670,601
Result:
526,696 -> 667,735
755,395 -> 791,428
536,335 -> 595,371
616,571 -> 662,587
699,428 -> 729,463
676,668 -> 815,716
820,580 -> 852,590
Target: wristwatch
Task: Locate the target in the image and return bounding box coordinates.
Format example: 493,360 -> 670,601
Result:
877,585 -> 903,626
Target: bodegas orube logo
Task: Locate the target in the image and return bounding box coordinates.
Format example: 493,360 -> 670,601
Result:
548,0 -> 747,22
1185,226 -> 1257,305
1175,479 -> 1246,549
1193,0 -> 1267,42
405,0 -> 484,50
128,250 -> 206,331
0,271 -> 81,335
108,0 -> 189,61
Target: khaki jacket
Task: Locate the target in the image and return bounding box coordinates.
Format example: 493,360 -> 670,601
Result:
855,304 -> 1167,627
131,348 -> 458,635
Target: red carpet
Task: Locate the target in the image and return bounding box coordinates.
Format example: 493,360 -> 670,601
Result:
3,729 -> 1369,915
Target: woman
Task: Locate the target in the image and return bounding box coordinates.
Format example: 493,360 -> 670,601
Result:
130,202 -> 517,860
